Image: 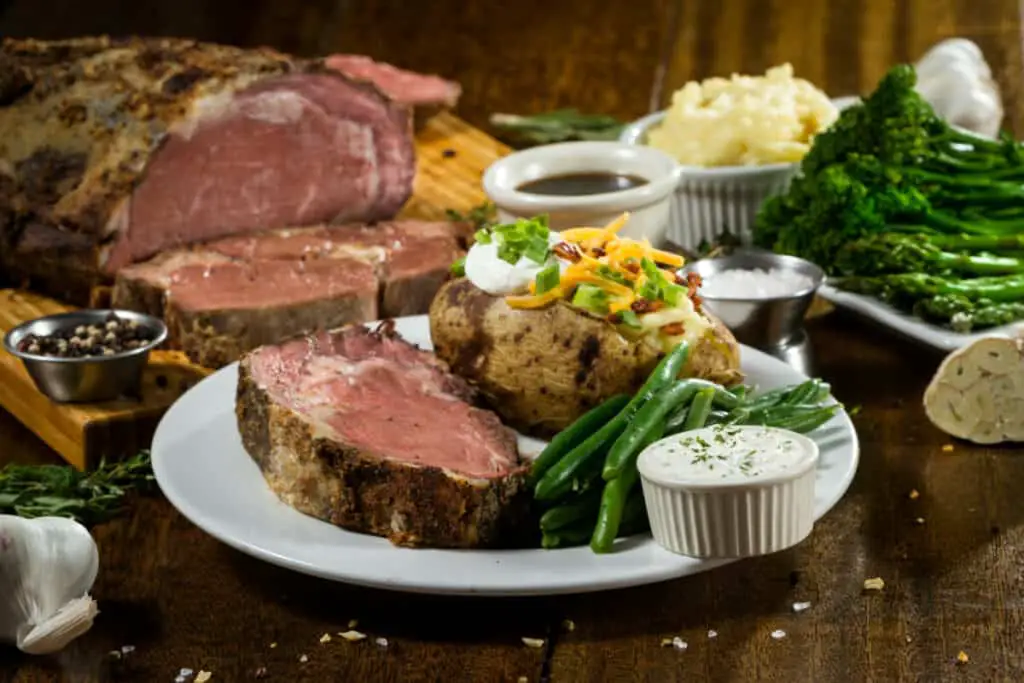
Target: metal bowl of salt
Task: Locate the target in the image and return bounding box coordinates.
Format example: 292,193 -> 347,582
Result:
680,249 -> 824,350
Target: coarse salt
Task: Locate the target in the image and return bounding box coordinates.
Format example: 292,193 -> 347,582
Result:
700,268 -> 814,299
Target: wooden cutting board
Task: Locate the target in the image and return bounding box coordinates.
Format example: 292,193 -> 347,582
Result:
0,112 -> 509,470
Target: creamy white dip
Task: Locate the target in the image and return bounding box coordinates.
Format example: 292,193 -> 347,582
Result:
464,232 -> 567,296
638,425 -> 818,485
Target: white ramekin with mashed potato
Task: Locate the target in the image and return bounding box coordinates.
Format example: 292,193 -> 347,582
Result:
620,64 -> 844,249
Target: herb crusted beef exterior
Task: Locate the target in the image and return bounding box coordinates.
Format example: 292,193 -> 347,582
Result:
0,36 -> 447,304
235,322 -> 530,548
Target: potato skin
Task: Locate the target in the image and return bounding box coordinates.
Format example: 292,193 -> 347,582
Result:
428,278 -> 743,437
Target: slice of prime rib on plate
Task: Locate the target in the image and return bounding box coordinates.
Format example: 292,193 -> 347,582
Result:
112,220 -> 469,368
0,36 -> 441,304
236,321 -> 530,549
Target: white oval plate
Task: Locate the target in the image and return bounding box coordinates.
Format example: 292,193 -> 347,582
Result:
152,315 -> 859,596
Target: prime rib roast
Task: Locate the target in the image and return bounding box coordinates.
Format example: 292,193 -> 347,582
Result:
236,322 -> 530,548
112,220 -> 470,368
0,36 -> 461,306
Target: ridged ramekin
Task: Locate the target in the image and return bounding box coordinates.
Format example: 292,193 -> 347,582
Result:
619,98 -> 856,250
637,426 -> 820,558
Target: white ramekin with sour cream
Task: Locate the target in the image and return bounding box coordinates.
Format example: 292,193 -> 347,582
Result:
637,424 -> 820,558
482,141 -> 682,246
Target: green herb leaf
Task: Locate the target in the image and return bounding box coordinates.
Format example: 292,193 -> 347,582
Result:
489,110 -> 625,149
474,229 -> 492,244
0,450 -> 155,526
446,202 -> 498,232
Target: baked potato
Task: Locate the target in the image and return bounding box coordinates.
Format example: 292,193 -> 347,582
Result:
429,277 -> 743,437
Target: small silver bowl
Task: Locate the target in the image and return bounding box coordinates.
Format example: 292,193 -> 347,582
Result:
681,250 -> 824,349
3,309 -> 168,403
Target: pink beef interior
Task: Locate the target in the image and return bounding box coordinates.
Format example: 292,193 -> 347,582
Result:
168,257 -> 377,311
248,329 -> 520,479
104,74 -> 414,272
324,55 -> 462,108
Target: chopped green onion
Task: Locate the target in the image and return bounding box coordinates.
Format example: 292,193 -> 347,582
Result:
618,309 -> 642,329
636,278 -> 661,302
572,283 -> 609,314
596,265 -> 630,286
534,263 -> 561,294
450,256 -> 466,277
523,236 -> 552,264
661,283 -> 686,306
474,229 -> 492,244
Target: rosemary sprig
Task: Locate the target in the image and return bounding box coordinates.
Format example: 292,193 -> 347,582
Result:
489,109 -> 625,148
0,450 -> 155,526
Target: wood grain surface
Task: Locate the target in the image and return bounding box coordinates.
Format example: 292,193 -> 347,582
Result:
2,1 -> 1024,682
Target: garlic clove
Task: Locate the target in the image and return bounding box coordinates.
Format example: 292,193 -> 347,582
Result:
914,37 -> 1004,139
18,596 -> 99,655
916,38 -> 990,81
0,516 -> 100,655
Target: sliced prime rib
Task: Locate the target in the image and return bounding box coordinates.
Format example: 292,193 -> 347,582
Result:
325,55 -> 462,109
112,220 -> 469,368
236,322 -> 529,548
0,36 -> 458,304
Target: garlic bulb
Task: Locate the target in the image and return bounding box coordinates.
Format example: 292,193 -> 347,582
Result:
0,516 -> 100,654
915,38 -> 1003,139
923,333 -> 1024,444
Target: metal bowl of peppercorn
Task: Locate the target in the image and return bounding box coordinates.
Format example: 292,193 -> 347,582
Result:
3,309 -> 168,403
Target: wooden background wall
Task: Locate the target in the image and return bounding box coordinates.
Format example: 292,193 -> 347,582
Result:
1,0 -> 1022,132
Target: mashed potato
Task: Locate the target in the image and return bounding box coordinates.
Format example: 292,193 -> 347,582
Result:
647,64 -> 838,167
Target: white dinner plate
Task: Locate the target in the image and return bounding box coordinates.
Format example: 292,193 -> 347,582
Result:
818,283 -> 1024,353
152,315 -> 860,596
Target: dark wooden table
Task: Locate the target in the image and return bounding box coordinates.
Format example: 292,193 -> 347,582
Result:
3,1 -> 1024,681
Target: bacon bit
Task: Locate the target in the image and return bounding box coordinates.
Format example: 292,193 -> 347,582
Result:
607,312 -> 623,324
623,261 -> 640,275
591,246 -> 607,257
673,272 -> 686,285
661,322 -> 685,336
553,241 -> 583,263
685,272 -> 703,311
631,298 -> 663,314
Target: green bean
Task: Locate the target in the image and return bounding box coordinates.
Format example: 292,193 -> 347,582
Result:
533,416 -> 627,501
810,382 -> 833,403
530,394 -> 630,481
728,384 -> 751,402
742,385 -> 793,411
602,382 -> 691,481
591,424 -> 664,553
603,379 -> 739,481
665,405 -> 690,432
773,405 -> 839,433
704,409 -> 731,426
682,387 -> 716,431
541,520 -> 595,549
539,488 -> 602,532
537,341 -> 692,500
782,380 -> 823,406
620,489 -> 648,531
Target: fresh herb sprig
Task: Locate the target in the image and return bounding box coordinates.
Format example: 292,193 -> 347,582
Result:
490,109 -> 625,148
445,202 -> 498,233
0,450 -> 155,526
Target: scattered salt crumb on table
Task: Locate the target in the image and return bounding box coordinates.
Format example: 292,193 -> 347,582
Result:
700,268 -> 815,299
957,650 -> 969,664
521,637 -> 545,648
770,629 -> 787,640
942,444 -> 955,452
660,636 -> 687,650
319,633 -> 332,644
909,489 -> 920,500
707,629 -> 718,639
562,619 -> 576,632
863,577 -> 885,591
375,637 -> 389,648
792,601 -> 812,613
195,673 -> 212,683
